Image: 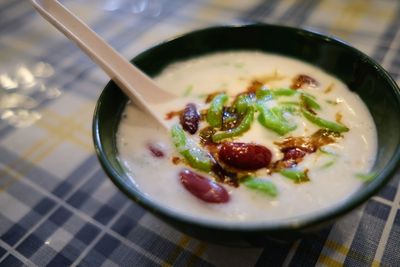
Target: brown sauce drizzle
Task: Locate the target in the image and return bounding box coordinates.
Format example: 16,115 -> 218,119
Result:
199,126 -> 216,145
167,76 -> 343,187
172,157 -> 181,165
165,110 -> 182,120
196,129 -> 341,187
335,112 -> 343,123
271,129 -> 341,171
207,128 -> 337,186
324,83 -> 334,94
258,70 -> 286,84
246,80 -> 263,93
291,74 -> 319,89
211,163 -> 239,187
205,91 -> 223,103
221,107 -> 241,131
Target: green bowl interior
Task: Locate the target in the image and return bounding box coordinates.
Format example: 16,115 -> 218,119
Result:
93,24 -> 400,231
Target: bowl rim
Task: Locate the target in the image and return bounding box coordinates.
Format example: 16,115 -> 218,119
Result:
93,23 -> 400,232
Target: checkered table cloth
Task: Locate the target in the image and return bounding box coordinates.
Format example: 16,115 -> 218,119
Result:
0,0 -> 399,266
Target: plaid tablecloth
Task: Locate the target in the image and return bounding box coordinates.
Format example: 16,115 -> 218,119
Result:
1,0 -> 399,266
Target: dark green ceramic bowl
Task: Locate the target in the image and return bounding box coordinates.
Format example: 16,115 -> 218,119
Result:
93,24 -> 400,246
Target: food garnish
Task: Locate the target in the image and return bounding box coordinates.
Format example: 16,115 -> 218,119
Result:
180,103 -> 200,134
356,172 -> 377,182
218,142 -> 272,171
242,176 -> 278,197
168,73 -> 357,202
179,169 -> 229,203
207,93 -> 228,128
171,124 -> 214,172
280,168 -> 310,183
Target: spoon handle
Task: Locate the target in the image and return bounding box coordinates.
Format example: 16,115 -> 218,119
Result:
30,0 -> 173,126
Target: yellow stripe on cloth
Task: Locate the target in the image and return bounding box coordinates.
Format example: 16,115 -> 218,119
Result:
318,239 -> 382,266
324,239 -> 349,255
0,135 -> 58,192
0,103 -> 93,192
321,0 -> 396,39
161,234 -> 191,267
186,242 -> 208,266
318,254 -> 342,267
0,165 -> 24,191
27,104 -> 93,162
37,107 -> 93,152
330,1 -> 369,38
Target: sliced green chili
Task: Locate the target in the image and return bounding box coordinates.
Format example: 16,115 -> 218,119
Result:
257,105 -> 297,136
325,99 -> 339,105
271,88 -> 297,97
302,109 -> 349,133
182,85 -> 193,97
278,101 -> 299,106
233,94 -> 253,115
243,176 -> 278,197
280,168 -> 310,183
318,147 -> 338,169
257,88 -> 296,99
319,147 -> 338,156
319,160 -> 335,169
207,93 -> 228,128
171,124 -> 214,172
255,87 -> 297,136
256,88 -> 273,102
279,105 -> 298,114
212,106 -> 254,142
356,172 -> 377,182
234,62 -> 245,68
301,93 -> 321,110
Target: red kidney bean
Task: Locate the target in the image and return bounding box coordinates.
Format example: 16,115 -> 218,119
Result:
147,143 -> 164,158
180,103 -> 200,134
282,147 -> 306,161
179,169 -> 229,203
218,142 -> 272,171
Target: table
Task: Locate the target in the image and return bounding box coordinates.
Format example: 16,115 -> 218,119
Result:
1,0 -> 399,266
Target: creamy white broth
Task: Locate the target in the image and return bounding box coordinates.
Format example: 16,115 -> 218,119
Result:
117,51 -> 377,224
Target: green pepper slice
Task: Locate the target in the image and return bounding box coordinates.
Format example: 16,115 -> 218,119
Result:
243,176 -> 278,197
280,168 -> 310,183
278,101 -> 299,106
356,172 -> 377,182
301,93 -> 321,110
319,160 -> 335,169
255,88 -> 297,136
171,124 -> 214,172
207,93 -> 228,128
256,88 -> 274,102
302,109 -> 349,133
212,106 -> 254,142
271,88 -> 297,97
232,94 -> 253,115
257,105 -> 297,136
